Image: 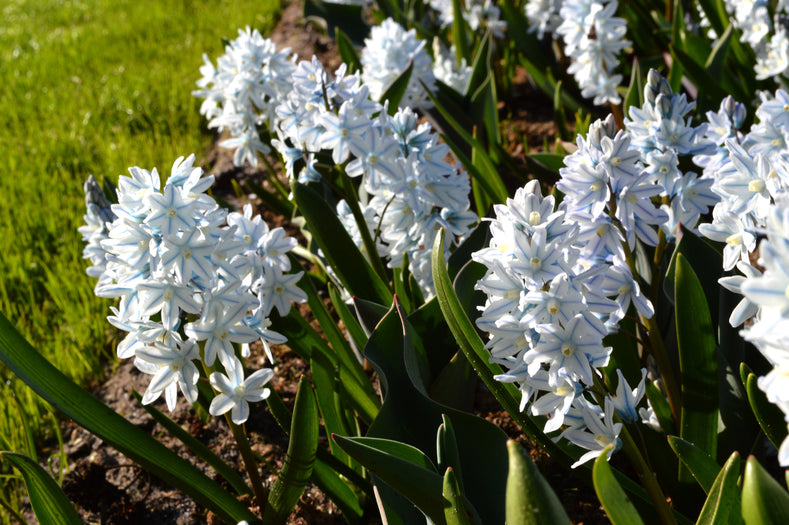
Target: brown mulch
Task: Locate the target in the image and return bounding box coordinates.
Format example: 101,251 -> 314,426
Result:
25,2 -> 610,524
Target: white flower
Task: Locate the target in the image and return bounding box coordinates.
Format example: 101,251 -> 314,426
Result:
209,357 -> 274,424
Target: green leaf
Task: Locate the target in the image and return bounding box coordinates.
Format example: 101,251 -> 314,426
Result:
311,460 -> 365,523
437,415 -> 463,492
333,434 -> 446,523
670,44 -> 744,103
298,262 -> 372,393
741,455 -> 789,525
2,452 -> 81,525
669,0 -> 685,93
311,353 -> 352,463
624,57 -> 643,112
696,451 -> 742,525
645,381 -> 675,435
362,300 -> 509,524
468,33 -> 500,147
704,23 -> 732,79
553,81 -> 570,141
0,313 -> 256,524
303,0 -> 367,43
450,0 -> 471,64
505,440 -> 572,525
443,467 -> 473,525
335,27 -> 362,73
421,79 -> 508,204
263,377 -> 319,525
675,253 -> 718,481
328,282 -> 368,350
381,59 -> 414,113
593,446 -> 645,525
668,436 -> 721,493
745,372 -> 789,450
131,390 -> 250,497
292,181 -> 392,305
664,225 -> 723,333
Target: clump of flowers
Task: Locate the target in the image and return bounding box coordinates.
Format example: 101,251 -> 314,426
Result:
193,27 -> 297,167
472,70 -> 723,467
360,18 -> 437,109
79,155 -> 305,423
695,86 -> 789,464
525,0 -> 630,105
269,54 -> 477,297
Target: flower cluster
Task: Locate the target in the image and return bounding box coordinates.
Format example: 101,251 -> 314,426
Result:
472,175 -> 653,467
193,27 -> 297,167
525,0 -> 630,105
624,68 -> 717,237
695,87 -> 789,464
270,55 -> 476,296
718,0 -> 789,81
428,0 -> 507,39
79,155 -> 306,423
472,70 -> 722,467
360,18 -> 437,109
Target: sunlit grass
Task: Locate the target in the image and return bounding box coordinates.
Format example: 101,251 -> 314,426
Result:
0,0 -> 280,518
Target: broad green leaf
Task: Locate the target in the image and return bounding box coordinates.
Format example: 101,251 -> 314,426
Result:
311,353 -> 352,462
335,27 -> 362,73
263,377 -> 319,525
443,467 -> 473,525
0,313 -> 256,524
704,23 -> 732,79
429,351 -> 476,412
468,33 -> 500,147
593,446 -> 645,525
745,372 -> 789,449
447,220 -> 490,281
333,434 -> 446,523
450,0 -> 471,64
297,261 -> 372,393
696,451 -> 742,525
291,181 -> 392,305
421,80 -> 508,204
131,390 -> 250,497
505,440 -> 571,525
311,460 -> 365,524
624,58 -> 643,113
664,225 -> 723,314
328,282 -> 368,350
669,0 -> 685,93
675,253 -> 718,481
437,415 -> 463,492
381,59 -> 414,114
499,3 -> 581,112
362,300 -> 508,523
353,297 -> 390,335
670,44 -> 744,103
2,452 -> 81,525
645,381 -> 675,435
668,436 -> 721,493
553,81 -> 570,141
303,0 -> 367,43
741,455 -> 789,525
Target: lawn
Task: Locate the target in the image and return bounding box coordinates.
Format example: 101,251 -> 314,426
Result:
0,0 -> 279,518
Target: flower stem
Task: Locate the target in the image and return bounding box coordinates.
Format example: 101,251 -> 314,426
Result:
619,425 -> 677,525
227,416 -> 269,514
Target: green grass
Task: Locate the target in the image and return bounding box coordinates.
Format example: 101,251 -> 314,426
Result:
0,0 -> 280,519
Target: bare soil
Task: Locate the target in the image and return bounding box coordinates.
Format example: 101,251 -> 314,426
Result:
27,2 -> 609,524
